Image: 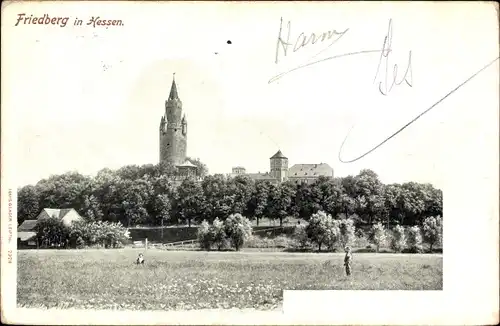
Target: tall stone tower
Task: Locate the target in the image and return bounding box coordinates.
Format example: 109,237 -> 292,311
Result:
159,74 -> 187,166
270,150 -> 288,182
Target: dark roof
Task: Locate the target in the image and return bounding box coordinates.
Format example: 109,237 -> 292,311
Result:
168,74 -> 179,100
288,163 -> 334,178
18,231 -> 36,241
18,219 -> 38,231
270,150 -> 287,159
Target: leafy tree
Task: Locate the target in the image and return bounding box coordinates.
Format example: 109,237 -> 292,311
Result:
370,222 -> 387,252
201,174 -> 233,222
338,218 -> 356,248
390,225 -> 406,253
306,211 -> 337,251
353,169 -> 385,224
81,194 -> 103,221
224,213 -> 252,251
174,179 -> 205,227
228,175 -> 255,215
422,216 -> 442,252
17,185 -> 40,224
246,181 -> 270,225
152,194 -> 171,226
267,182 -> 296,226
406,226 -> 423,253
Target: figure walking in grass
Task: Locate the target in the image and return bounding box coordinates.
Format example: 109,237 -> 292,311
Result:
344,246 -> 352,276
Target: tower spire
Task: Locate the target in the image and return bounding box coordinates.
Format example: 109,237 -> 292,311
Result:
169,73 -> 179,100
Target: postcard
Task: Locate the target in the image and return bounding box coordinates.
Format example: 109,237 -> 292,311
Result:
1,1 -> 499,325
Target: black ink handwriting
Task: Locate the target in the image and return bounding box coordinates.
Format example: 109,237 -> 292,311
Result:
275,17 -> 349,65
373,19 -> 413,95
338,56 -> 499,163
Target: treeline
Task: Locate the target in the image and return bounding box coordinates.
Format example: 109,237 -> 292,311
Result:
18,162 -> 442,229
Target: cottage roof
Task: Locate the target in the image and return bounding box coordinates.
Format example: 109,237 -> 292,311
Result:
288,163 -> 334,177
41,208 -> 75,219
18,219 -> 38,231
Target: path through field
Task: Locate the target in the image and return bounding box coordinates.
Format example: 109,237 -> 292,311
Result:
18,249 -> 443,311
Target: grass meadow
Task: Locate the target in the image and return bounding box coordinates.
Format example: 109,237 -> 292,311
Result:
18,249 -> 443,311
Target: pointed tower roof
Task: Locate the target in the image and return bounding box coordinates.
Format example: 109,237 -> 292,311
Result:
168,73 -> 179,100
270,150 -> 287,159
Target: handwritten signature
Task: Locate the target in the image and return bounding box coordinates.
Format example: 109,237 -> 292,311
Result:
270,17 -> 498,163
274,17 -> 349,65
373,19 -> 413,96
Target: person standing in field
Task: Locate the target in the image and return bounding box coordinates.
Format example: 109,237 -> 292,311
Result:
344,246 -> 352,276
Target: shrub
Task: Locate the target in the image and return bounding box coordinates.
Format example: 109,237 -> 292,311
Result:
35,217 -> 70,248
68,220 -> 130,248
211,217 -> 228,251
224,213 -> 252,251
293,224 -> 310,249
422,216 -> 443,252
306,211 -> 341,251
390,225 -> 406,253
339,218 -> 356,248
370,222 -> 387,253
197,220 -> 213,251
406,226 -> 423,253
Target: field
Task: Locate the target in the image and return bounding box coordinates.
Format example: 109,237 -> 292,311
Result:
18,249 -> 443,311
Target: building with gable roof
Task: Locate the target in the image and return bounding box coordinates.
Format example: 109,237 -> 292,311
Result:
36,208 -> 83,226
17,208 -> 84,248
229,150 -> 334,185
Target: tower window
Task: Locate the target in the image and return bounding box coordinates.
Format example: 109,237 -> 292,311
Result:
175,129 -> 178,132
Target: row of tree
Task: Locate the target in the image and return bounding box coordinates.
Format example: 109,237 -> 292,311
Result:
18,162 -> 442,228
294,212 -> 443,253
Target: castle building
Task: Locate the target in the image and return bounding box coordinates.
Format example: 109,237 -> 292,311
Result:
229,150 -> 334,185
288,163 -> 334,185
159,74 -> 187,166
269,150 -> 288,182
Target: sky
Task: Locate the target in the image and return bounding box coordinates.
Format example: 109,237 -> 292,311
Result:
2,1 -> 499,189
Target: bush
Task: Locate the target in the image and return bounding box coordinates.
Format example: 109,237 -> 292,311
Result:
35,217 -> 70,248
390,225 -> 406,253
212,217 -> 228,251
197,220 -> 213,251
293,224 -> 310,249
224,213 -> 253,251
370,222 -> 387,253
68,220 -> 130,248
406,226 -> 423,253
422,216 -> 442,252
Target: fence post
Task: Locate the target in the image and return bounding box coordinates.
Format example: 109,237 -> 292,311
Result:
145,238 -> 148,250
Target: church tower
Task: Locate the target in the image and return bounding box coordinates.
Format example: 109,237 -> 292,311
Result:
159,74 -> 187,166
270,150 -> 288,182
